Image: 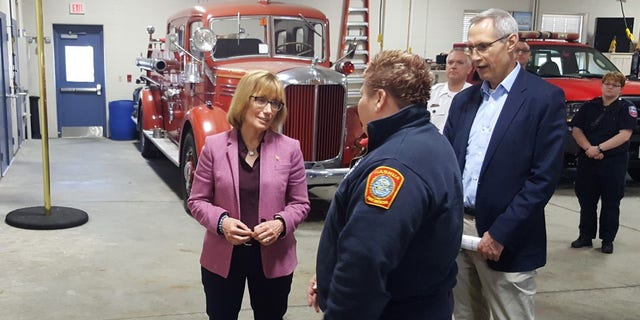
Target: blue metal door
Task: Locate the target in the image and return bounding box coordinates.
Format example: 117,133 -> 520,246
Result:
0,13 -> 12,175
10,19 -> 27,146
53,24 -> 106,137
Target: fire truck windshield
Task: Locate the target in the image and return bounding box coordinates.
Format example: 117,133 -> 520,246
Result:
527,44 -> 619,78
209,16 -> 326,61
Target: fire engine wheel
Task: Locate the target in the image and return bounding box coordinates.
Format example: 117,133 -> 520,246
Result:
276,42 -> 313,56
629,168 -> 640,182
139,109 -> 160,159
181,132 -> 198,213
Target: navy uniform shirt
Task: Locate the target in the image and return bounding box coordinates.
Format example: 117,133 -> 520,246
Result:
316,105 -> 463,320
571,97 -> 638,157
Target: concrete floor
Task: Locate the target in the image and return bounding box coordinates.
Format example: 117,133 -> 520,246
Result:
0,138 -> 639,320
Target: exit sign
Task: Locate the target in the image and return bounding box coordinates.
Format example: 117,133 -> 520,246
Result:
69,2 -> 85,15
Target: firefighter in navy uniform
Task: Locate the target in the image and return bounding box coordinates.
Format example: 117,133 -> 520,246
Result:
570,71 -> 638,254
306,50 -> 463,320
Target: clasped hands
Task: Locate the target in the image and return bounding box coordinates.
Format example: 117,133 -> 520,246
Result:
220,217 -> 284,246
585,145 -> 604,160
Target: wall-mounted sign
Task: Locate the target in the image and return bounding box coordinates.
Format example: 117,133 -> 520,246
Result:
69,2 -> 85,15
513,11 -> 532,31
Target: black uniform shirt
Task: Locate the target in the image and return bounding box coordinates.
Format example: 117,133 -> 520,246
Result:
571,97 -> 638,156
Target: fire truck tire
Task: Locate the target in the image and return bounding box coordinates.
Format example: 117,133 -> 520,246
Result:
628,168 -> 640,182
139,109 -> 160,159
181,132 -> 198,213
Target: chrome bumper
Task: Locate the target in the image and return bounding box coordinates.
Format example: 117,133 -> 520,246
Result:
306,167 -> 349,187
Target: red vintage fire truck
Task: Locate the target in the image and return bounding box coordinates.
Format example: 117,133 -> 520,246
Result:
133,0 -> 365,207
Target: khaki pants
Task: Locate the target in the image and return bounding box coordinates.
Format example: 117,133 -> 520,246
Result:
453,215 -> 537,320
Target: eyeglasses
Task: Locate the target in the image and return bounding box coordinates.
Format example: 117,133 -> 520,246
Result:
251,96 -> 284,111
465,34 -> 510,55
602,82 -> 622,88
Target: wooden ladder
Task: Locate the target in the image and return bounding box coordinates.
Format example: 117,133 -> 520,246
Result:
339,0 -> 370,104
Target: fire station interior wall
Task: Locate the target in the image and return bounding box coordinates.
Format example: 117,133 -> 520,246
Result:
8,0 -> 640,139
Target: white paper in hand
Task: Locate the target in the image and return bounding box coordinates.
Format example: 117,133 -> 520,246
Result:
461,235 -> 480,251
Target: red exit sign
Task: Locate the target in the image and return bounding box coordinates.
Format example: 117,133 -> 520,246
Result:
69,2 -> 85,15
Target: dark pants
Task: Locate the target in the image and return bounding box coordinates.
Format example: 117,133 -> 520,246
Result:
201,245 -> 293,320
574,154 -> 627,242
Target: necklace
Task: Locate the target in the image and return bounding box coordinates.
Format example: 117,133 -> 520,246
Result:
248,150 -> 257,156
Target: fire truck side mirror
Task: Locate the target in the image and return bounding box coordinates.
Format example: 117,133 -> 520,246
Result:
332,42 -> 358,67
167,33 -> 179,52
192,28 -> 216,52
345,42 -> 357,59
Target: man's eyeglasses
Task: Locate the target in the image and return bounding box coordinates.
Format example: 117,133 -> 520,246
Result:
465,34 -> 510,55
251,96 -> 284,111
602,82 -> 622,88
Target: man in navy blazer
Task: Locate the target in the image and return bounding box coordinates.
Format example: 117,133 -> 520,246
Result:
443,9 -> 566,320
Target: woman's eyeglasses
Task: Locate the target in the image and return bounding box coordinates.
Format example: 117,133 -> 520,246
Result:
602,82 -> 622,88
251,96 -> 284,111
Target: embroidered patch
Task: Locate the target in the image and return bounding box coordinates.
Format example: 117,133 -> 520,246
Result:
629,105 -> 638,118
364,166 -> 404,209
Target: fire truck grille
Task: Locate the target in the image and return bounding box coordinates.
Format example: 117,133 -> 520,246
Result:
283,84 -> 345,162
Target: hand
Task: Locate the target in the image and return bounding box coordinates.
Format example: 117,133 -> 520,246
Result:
252,219 -> 284,246
220,217 -> 252,245
585,145 -> 601,159
307,274 -> 320,313
476,231 -> 504,262
594,152 -> 604,160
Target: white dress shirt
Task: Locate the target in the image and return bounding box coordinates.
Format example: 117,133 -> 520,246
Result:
427,82 -> 472,133
462,64 -> 521,208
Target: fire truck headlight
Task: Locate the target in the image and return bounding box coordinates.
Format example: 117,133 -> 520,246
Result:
192,28 -> 216,52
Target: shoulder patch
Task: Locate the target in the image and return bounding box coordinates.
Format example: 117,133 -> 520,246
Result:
364,166 -> 405,210
629,105 -> 638,118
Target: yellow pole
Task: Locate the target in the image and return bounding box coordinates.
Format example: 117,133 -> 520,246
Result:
406,0 -> 413,52
35,0 -> 51,214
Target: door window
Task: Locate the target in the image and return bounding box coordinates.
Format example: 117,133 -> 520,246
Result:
65,46 -> 94,82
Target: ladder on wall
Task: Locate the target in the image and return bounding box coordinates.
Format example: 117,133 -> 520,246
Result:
339,0 -> 370,104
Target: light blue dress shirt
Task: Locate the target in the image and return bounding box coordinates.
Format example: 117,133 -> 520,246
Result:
462,64 -> 521,208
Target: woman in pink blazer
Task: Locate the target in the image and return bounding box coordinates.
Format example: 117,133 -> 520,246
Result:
188,70 -> 310,320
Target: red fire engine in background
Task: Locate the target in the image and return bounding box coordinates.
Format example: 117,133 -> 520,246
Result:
133,0 -> 365,207
521,31 -> 640,181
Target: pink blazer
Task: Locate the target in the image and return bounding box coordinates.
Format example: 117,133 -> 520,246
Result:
188,129 -> 310,278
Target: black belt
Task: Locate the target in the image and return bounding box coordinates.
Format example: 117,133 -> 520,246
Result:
464,207 -> 475,216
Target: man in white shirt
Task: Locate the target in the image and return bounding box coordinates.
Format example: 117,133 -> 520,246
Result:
427,48 -> 473,132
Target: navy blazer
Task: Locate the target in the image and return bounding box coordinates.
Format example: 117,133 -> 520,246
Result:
444,68 -> 567,272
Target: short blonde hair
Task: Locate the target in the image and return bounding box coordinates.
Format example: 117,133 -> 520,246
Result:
602,71 -> 626,88
227,70 -> 287,130
363,50 -> 431,106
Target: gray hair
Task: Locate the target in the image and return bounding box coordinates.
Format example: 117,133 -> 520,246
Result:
470,8 -> 519,40
447,48 -> 472,65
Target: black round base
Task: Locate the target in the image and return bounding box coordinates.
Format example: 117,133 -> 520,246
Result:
5,206 -> 88,230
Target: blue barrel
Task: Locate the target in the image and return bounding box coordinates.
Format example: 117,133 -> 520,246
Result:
109,100 -> 136,140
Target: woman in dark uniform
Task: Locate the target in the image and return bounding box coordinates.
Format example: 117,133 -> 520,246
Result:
570,71 -> 638,254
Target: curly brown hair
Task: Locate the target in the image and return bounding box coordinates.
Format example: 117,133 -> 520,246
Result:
602,71 -> 626,88
363,50 -> 432,106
